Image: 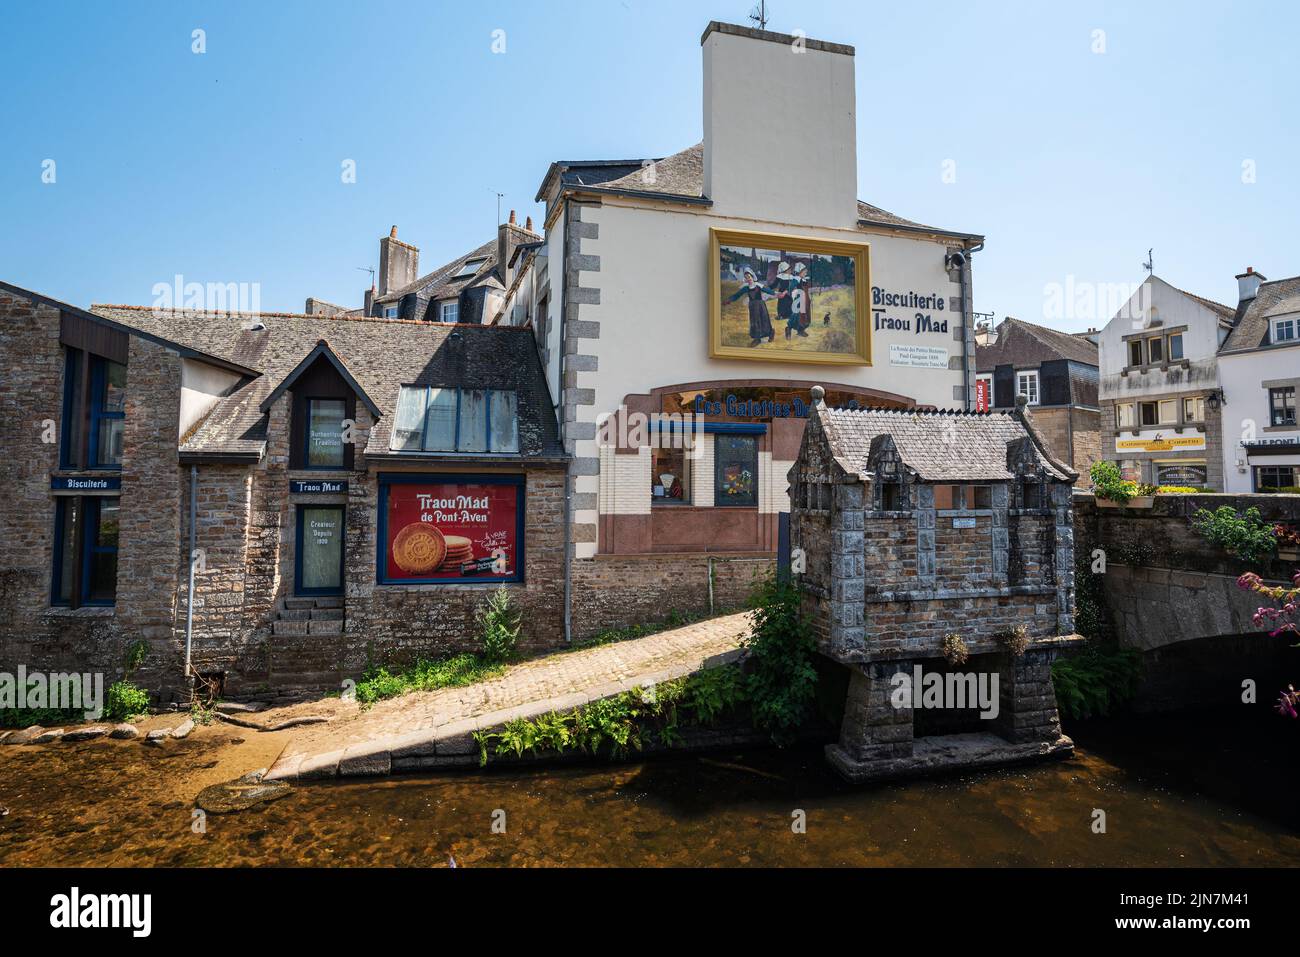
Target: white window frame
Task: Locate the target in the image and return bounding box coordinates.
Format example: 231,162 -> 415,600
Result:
1273,316 -> 1298,343
1016,370 -> 1040,405
439,301 -> 460,324
1115,402 -> 1135,428
383,305 -> 399,319
975,373 -> 993,407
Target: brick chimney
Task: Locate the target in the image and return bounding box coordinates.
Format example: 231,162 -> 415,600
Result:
379,225 -> 419,297
1236,266 -> 1266,304
497,209 -> 539,293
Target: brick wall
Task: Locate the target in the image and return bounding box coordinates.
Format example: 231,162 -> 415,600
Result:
1028,406 -> 1100,483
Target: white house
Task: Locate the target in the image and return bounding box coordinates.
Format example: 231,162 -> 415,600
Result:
1096,275 -> 1235,489
1218,269 -> 1300,493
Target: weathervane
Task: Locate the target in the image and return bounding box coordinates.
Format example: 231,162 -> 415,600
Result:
748,0 -> 769,30
1142,248 -> 1154,277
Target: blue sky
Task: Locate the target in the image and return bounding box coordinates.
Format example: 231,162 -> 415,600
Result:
2,0 -> 1296,330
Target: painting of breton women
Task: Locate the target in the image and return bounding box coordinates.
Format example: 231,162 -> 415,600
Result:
724,267 -> 775,346
712,228 -> 870,365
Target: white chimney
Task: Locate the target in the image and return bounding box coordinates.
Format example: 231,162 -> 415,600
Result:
1236,266 -> 1265,303
702,21 -> 857,227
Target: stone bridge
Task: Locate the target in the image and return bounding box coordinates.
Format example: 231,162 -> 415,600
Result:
1074,493 -> 1300,650
1073,493 -> 1300,708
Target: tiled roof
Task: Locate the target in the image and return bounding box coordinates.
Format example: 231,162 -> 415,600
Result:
819,406 -> 1072,482
88,305 -> 563,461
1220,276 -> 1300,354
976,317 -> 1099,371
1165,281 -> 1236,322
559,142 -> 979,237
374,238 -> 498,307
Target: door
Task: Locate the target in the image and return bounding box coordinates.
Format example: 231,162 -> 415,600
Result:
296,505 -> 344,595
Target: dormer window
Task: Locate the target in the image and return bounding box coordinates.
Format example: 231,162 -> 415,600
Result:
439,301 -> 460,324
1016,370 -> 1039,405
880,482 -> 902,511
1273,317 -> 1297,344
1021,481 -> 1042,509
305,399 -> 347,468
392,386 -> 519,453
453,258 -> 488,279
61,348 -> 126,470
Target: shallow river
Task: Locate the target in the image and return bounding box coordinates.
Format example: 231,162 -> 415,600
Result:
1,707 -> 1297,867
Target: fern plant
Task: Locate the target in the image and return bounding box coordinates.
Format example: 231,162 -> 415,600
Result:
478,585 -> 522,663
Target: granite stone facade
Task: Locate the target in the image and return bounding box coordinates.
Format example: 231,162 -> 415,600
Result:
790,390 -> 1080,780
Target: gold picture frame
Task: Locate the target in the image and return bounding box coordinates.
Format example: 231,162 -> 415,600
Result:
709,227 -> 871,365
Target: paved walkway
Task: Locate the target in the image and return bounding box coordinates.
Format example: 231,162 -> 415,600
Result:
267,612 -> 752,780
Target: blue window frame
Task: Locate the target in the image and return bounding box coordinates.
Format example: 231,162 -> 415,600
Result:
304,397 -> 348,469
87,356 -> 126,469
295,504 -> 345,596
52,496 -> 119,607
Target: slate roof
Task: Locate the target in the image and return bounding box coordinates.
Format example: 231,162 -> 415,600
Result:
818,406 -> 1073,482
550,142 -> 981,238
976,317 -> 1099,371
87,304 -> 563,463
1220,276 -> 1300,354
374,238 -> 498,308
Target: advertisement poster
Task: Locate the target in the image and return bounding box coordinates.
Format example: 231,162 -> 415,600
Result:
382,479 -> 521,583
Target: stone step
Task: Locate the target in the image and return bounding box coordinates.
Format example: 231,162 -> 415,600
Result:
312,596 -> 345,609
284,598 -> 316,610
271,620 -> 309,637
278,608 -> 312,622
310,607 -> 345,621
308,619 -> 344,636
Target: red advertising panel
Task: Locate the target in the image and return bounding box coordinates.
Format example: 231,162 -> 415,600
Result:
381,477 -> 522,583
975,378 -> 990,413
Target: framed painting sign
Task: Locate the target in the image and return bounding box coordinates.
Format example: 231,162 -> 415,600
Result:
709,227 -> 871,365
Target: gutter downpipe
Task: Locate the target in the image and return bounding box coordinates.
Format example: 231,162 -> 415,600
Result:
960,241 -> 985,409
560,196 -> 573,644
184,464 -> 197,688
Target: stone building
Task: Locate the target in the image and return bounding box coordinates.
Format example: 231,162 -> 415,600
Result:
490,21 -> 987,634
0,281 -> 565,699
789,388 -> 1080,780
975,316 -> 1100,482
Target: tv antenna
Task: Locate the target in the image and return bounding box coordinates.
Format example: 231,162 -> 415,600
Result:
492,189 -> 505,226
356,265 -> 375,287
1142,248 -> 1154,277
748,0 -> 769,30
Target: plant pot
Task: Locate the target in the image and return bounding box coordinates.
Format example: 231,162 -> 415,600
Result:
1127,496 -> 1154,508
1096,498 -> 1122,508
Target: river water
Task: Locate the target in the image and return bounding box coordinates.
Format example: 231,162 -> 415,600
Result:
1,707 -> 1297,867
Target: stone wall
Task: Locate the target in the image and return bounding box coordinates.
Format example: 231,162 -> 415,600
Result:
1032,406 -> 1100,483
1073,492 -> 1300,651
570,552 -> 771,638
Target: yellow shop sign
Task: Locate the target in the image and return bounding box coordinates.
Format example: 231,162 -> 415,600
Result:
1115,433 -> 1207,453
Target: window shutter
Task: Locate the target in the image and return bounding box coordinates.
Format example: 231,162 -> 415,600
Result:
1039,359 -> 1070,406
993,364 -> 1015,409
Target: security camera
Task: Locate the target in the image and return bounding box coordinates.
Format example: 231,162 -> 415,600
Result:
946,251 -> 967,269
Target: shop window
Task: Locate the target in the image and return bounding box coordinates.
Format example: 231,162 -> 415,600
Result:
391,387 -> 518,453
969,485 -> 992,509
1269,387 -> 1297,427
1273,317 -> 1297,343
62,349 -> 126,469
1168,333 -> 1184,360
1128,340 -> 1145,367
305,398 -> 347,468
52,496 -> 119,607
1183,396 -> 1205,423
933,484 -> 958,510
651,445 -> 690,504
714,435 -> 757,507
1255,466 -> 1299,493
1016,370 -> 1040,405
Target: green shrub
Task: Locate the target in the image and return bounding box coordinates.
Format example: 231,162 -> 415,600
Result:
743,574 -> 818,744
478,585 -> 521,663
354,653 -> 503,706
1052,646 -> 1143,719
1090,461 -> 1133,503
1190,505 -> 1278,564
473,664 -> 748,765
103,681 -> 149,722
